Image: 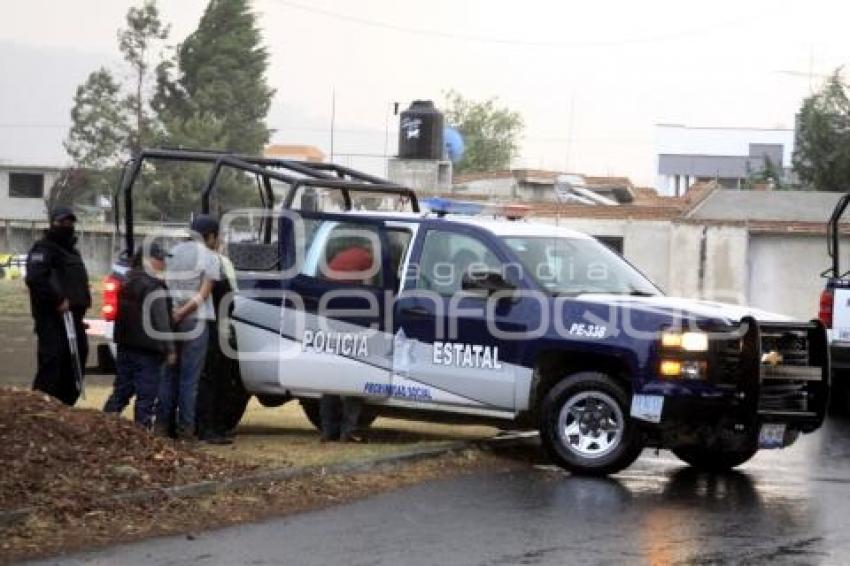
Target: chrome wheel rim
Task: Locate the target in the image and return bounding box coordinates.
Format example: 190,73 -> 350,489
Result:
557,391 -> 624,460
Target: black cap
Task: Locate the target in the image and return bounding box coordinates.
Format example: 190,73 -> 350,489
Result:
135,243 -> 172,261
49,206 -> 77,222
190,214 -> 220,236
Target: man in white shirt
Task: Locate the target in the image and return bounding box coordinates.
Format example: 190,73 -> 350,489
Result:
156,215 -> 222,440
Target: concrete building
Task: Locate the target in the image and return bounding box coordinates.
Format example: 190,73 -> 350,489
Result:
387,158 -> 452,194
265,144 -> 326,162
532,184 -> 845,320
452,170 -> 636,204
0,164 -> 63,221
655,124 -> 795,196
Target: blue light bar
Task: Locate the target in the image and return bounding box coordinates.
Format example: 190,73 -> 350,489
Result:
422,197 -> 486,217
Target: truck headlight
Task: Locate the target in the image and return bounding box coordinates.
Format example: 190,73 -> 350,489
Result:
661,331 -> 709,352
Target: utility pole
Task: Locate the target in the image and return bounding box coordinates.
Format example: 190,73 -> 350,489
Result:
565,96 -> 575,172
384,101 -> 398,177
330,88 -> 336,162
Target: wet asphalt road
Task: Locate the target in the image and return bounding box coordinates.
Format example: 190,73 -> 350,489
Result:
35,417 -> 850,566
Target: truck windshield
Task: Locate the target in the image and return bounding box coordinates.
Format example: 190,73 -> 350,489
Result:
502,236 -> 661,296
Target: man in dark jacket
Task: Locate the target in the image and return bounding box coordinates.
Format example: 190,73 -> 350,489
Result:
25,206 -> 91,406
104,244 -> 176,430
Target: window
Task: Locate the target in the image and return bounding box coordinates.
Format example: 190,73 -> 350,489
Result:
416,230 -> 501,296
385,228 -> 413,282
502,236 -> 658,296
9,173 -> 44,198
595,236 -> 624,255
301,221 -> 382,286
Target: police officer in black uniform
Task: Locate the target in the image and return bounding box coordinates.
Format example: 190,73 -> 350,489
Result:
25,206 -> 91,406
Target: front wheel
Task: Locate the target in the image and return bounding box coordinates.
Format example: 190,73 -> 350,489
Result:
672,443 -> 757,472
828,370 -> 850,416
540,372 -> 644,476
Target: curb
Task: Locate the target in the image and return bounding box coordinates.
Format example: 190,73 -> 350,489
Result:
0,432 -> 537,528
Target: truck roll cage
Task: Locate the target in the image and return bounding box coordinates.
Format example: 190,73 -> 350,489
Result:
826,192 -> 850,278
117,148 -> 419,253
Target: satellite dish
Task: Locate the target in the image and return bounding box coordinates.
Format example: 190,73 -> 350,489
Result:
443,126 -> 465,164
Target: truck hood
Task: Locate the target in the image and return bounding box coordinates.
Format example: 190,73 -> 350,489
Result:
575,294 -> 794,325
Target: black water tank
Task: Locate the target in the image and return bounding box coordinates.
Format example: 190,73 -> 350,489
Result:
398,100 -> 444,160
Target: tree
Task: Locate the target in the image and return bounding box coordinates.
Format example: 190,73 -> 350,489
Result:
443,90 -> 524,174
59,69 -> 126,218
44,168 -> 89,213
60,1 -> 169,221
155,0 -> 274,154
118,1 -> 170,156
793,69 -> 850,191
65,1 -> 168,167
64,69 -> 126,169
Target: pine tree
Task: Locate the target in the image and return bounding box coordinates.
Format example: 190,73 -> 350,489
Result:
65,69 -> 126,169
156,0 -> 274,154
793,69 -> 850,191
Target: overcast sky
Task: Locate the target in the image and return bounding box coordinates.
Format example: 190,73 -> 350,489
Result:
1,0 -> 849,185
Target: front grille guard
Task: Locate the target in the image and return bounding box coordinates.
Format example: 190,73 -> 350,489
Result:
714,317 -> 829,432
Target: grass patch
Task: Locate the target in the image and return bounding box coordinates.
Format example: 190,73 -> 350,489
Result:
0,278 -> 103,318
78,384 -> 497,468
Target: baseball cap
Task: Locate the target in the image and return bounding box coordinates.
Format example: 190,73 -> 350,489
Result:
49,206 -> 77,222
190,214 -> 220,236
135,243 -> 172,261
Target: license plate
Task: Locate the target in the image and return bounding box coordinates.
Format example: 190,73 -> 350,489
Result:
630,394 -> 664,423
759,423 -> 786,449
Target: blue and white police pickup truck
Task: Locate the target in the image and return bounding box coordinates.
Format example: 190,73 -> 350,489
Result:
115,149 -> 829,476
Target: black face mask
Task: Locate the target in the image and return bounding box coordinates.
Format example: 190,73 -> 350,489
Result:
50,225 -> 75,243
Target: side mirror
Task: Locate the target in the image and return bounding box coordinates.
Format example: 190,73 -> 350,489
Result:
462,269 -> 516,297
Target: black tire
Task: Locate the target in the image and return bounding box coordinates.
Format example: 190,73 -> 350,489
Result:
828,370 -> 850,417
672,443 -> 758,472
256,394 -> 291,408
215,361 -> 251,432
299,398 -> 378,431
539,372 -> 644,476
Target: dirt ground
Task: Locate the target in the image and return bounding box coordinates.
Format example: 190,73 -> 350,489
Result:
0,279 -> 507,562
1,446 -> 525,563
77,384 -> 496,468
0,388 -> 255,512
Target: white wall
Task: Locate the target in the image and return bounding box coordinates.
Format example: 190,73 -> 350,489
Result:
537,214 -> 835,320
747,233 -> 848,320
0,169 -> 59,221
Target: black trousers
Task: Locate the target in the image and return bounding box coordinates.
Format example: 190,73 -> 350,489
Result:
196,323 -> 235,438
320,395 -> 363,440
32,311 -> 88,406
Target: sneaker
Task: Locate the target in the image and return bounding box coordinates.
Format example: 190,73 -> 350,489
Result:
340,434 -> 366,444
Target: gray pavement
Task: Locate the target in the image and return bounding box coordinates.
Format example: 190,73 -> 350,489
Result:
32,416 -> 850,566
